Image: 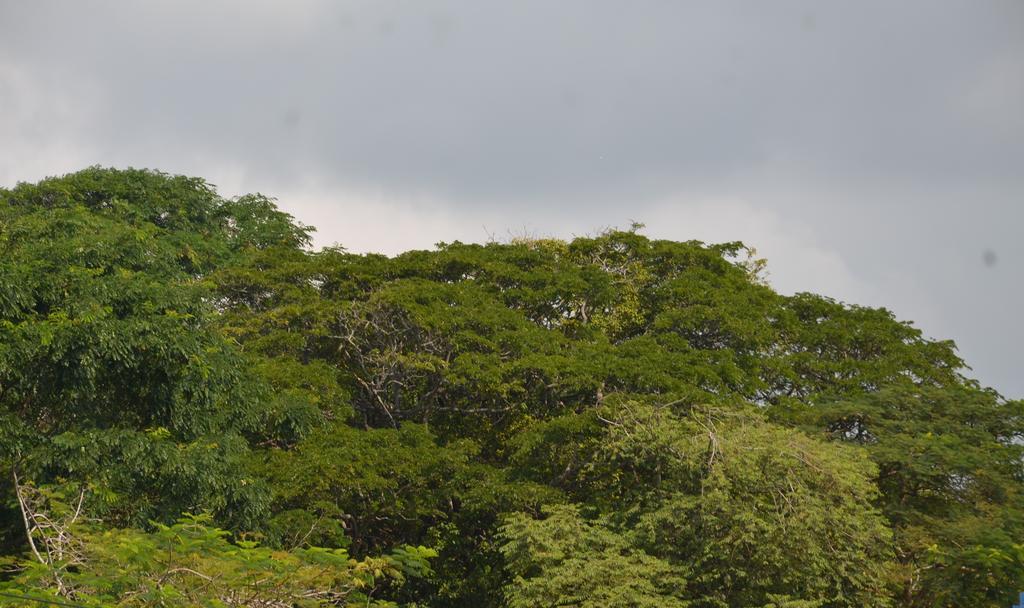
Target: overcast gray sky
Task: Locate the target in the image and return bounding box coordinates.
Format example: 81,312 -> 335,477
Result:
1,0 -> 1021,397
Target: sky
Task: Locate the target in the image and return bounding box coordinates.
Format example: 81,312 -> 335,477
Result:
1,0 -> 1021,397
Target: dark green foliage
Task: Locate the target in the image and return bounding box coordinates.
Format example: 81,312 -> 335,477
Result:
807,385 -> 1024,606
0,168 -> 285,533
1,167 -> 1020,607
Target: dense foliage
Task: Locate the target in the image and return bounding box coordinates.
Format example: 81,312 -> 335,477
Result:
0,167 -> 1021,607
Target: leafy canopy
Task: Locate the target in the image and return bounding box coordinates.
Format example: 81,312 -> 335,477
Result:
2,167 -> 1022,608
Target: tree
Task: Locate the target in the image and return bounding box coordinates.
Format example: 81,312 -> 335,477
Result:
0,484 -> 435,607
3,167 -> 1020,607
809,384 -> 1024,607
499,504 -> 688,608
509,401 -> 896,607
0,168 -> 291,535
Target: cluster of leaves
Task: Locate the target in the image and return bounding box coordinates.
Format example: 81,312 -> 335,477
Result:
505,401 -> 896,607
1,168 -> 1022,607
1,507 -> 434,607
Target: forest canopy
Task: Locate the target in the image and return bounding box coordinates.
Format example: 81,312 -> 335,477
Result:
1,167 -> 1022,607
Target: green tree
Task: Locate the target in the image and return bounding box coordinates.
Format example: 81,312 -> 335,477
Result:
500,504 -> 688,608
509,401 -> 895,607
0,484 -> 434,607
3,167 -> 1020,607
0,168 -> 300,534
809,384 -> 1024,607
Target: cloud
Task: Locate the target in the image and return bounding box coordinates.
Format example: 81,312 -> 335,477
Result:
0,0 -> 1021,396
0,59 -> 102,184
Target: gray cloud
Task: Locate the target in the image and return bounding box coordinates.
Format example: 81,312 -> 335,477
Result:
1,0 -> 1022,396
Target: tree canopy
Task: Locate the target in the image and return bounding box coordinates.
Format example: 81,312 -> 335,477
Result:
1,167 -> 1021,607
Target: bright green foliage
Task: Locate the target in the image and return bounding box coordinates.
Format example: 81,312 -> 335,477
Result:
500,504 -> 688,608
2,168 -> 1022,607
508,402 -> 895,607
0,502 -> 434,607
